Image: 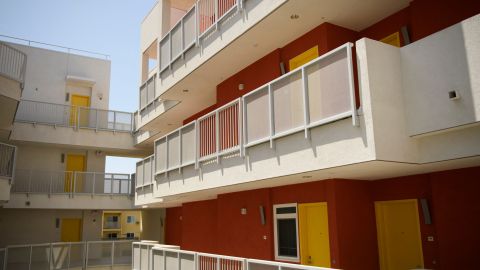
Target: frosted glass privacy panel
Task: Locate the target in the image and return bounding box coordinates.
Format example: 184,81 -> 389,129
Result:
306,49 -> 350,123
183,9 -> 196,47
167,132 -> 180,169
155,138 -> 167,173
272,70 -> 304,134
171,24 -> 183,59
144,157 -> 152,185
136,162 -> 144,186
245,87 -> 270,144
160,38 -> 170,71
181,124 -> 196,165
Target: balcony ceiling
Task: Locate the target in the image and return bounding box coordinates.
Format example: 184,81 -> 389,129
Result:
140,0 -> 410,146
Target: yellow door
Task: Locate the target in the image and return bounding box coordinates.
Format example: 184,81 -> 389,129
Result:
70,94 -> 90,126
375,199 -> 424,270
288,46 -> 319,71
298,202 -> 330,267
61,218 -> 82,242
65,154 -> 86,192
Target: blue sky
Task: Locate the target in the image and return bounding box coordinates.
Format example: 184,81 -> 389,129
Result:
0,0 -> 157,174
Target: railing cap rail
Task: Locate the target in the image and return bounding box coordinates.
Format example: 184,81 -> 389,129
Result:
19,99 -> 133,115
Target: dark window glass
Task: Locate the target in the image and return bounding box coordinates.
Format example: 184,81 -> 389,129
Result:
276,207 -> 296,214
277,218 -> 297,257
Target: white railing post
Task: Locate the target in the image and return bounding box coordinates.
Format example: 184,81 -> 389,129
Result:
68,243 -> 72,269
214,0 -> 219,31
301,67 -> 310,139
28,169 -> 32,194
238,98 -> 243,157
268,85 -> 274,149
28,245 -> 33,270
49,174 -> 53,195
110,174 -> 114,194
92,172 -> 96,195
195,3 -> 199,46
346,43 -> 359,127
72,172 -> 76,196
95,109 -> 99,131
215,110 -> 220,163
76,106 -> 80,130
85,242 -> 89,268
195,120 -> 199,169
111,241 -> 115,267
114,111 -> 117,132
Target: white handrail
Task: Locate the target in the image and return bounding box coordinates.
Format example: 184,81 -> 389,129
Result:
151,43 -> 357,181
11,169 -> 133,196
135,244 -> 339,270
3,240 -> 133,270
0,41 -> 27,86
15,99 -> 134,132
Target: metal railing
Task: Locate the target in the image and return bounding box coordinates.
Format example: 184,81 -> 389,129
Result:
158,0 -> 243,74
15,99 -> 134,132
0,41 -> 27,86
0,34 -> 109,60
152,43 -> 357,178
0,143 -> 17,183
132,243 -> 337,270
11,169 -> 133,196
2,240 -> 133,270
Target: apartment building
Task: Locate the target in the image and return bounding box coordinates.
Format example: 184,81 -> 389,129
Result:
132,0 -> 480,270
0,38 -> 165,269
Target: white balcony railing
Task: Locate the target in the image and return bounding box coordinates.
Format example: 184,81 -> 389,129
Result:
2,240 -> 133,270
15,99 -> 134,132
158,0 -> 243,73
151,43 -> 357,179
11,169 -> 132,196
139,73 -> 157,110
0,142 -> 17,183
132,242 -> 337,270
0,41 -> 27,86
136,155 -> 154,190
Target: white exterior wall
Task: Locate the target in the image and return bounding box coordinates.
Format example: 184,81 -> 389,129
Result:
402,14 -> 480,136
0,209 -> 103,247
7,42 -> 110,110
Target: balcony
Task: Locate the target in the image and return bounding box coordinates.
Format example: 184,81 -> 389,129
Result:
4,169 -> 134,209
10,100 -> 143,154
138,12 -> 480,206
2,240 -> 133,270
132,241 -> 336,270
135,43 -> 369,205
0,142 -> 17,203
0,42 -> 26,140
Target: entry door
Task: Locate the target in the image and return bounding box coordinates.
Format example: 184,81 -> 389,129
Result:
61,218 -> 82,242
70,94 -> 90,126
298,202 -> 331,267
65,154 -> 86,192
375,199 -> 424,270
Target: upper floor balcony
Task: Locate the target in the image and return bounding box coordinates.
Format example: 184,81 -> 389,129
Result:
4,169 -> 134,209
135,0 -> 412,143
10,99 -> 145,155
0,142 -> 17,203
0,41 -> 27,141
135,14 -> 480,206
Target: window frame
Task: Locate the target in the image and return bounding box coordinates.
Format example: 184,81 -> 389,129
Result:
273,203 -> 300,262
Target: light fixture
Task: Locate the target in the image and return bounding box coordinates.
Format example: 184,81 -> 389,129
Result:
183,89 -> 189,93
302,175 -> 312,179
290,14 -> 299,20
238,83 -> 245,91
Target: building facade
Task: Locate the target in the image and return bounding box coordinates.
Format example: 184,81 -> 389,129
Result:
133,0 -> 480,269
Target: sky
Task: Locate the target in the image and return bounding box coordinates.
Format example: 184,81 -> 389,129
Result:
0,0 -> 157,174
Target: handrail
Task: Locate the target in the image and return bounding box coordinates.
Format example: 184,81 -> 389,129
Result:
150,43 -> 358,181
0,142 -> 17,184
15,99 -> 135,132
0,34 -> 110,59
0,41 -> 27,86
135,244 -> 339,270
11,169 -> 133,196
3,240 -> 134,270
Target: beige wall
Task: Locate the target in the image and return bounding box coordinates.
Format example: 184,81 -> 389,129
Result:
15,144 -> 105,172
140,208 -> 165,243
6,42 -> 110,110
0,209 -> 102,247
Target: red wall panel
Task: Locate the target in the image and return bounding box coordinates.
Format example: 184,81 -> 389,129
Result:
181,199 -> 218,253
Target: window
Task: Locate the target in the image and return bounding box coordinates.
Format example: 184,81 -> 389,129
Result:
126,232 -> 135,239
127,216 -> 135,224
274,203 -> 299,262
